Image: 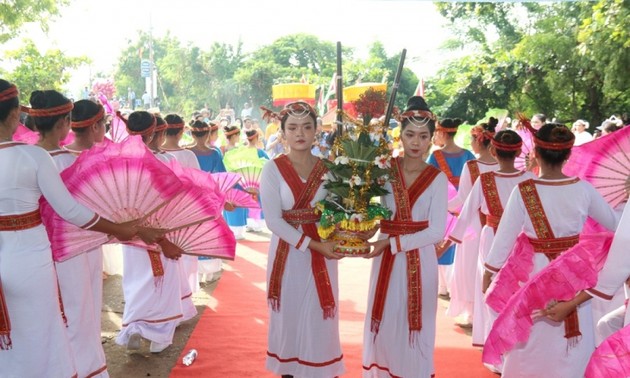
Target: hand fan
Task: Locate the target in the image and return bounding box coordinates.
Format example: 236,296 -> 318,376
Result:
41,137 -> 184,261
13,123 -> 39,144
142,160 -> 223,231
164,217 -> 236,260
585,323 -> 630,378
233,165 -> 263,194
483,233 -> 613,365
564,125 -> 630,208
224,188 -> 260,209
211,172 -> 242,192
106,112 -> 129,143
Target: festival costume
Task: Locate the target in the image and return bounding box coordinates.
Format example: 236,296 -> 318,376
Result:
0,142 -> 99,378
261,155 -> 345,377
50,149 -> 109,378
362,161 -> 448,378
449,170 -> 534,348
427,148 -> 475,296
116,151 -> 188,348
445,160 -> 498,322
222,146 -> 249,238
483,177 -> 619,377
192,147 -> 227,282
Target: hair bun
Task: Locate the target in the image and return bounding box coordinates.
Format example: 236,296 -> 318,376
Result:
549,124 -> 574,142
453,118 -> 463,127
405,96 -> 430,112
488,117 -> 498,129
29,90 -> 45,108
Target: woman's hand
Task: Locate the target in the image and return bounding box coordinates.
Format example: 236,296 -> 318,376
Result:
544,300 -> 577,322
111,220 -> 139,241
365,238 -> 390,259
482,271 -> 494,294
435,240 -> 452,259
309,240 -> 344,260
158,238 -> 184,260
224,202 -> 236,212
136,226 -> 166,245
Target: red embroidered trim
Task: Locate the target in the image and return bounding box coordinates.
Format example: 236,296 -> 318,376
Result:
362,363 -> 403,378
0,209 -> 42,231
121,313 -> 183,327
266,351 -> 343,367
71,107 -> 104,128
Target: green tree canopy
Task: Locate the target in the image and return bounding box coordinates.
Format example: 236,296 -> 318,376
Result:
0,0 -> 68,43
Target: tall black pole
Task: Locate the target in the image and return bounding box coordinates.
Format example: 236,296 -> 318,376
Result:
383,49 -> 406,136
336,42 -> 343,137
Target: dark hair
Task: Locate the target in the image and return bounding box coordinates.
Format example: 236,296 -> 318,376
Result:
439,118 -> 463,138
532,114 -> 547,124
478,117 -> 498,148
224,125 -> 240,140
601,121 -> 620,134
164,114 -> 184,136
535,123 -> 574,166
400,96 -> 436,136
29,90 -> 71,134
127,111 -> 155,133
71,99 -> 103,133
0,79 -> 19,122
190,120 -> 209,138
245,129 -> 258,140
493,129 -> 522,159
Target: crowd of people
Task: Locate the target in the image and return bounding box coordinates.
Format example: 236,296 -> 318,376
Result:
1,76 -> 630,378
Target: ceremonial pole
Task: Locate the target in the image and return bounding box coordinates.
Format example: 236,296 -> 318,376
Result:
383,49 -> 406,136
336,41 -> 343,137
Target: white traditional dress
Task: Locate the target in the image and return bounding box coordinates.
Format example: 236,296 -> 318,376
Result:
50,148 -> 109,378
484,177 -> 619,377
363,161 -> 448,378
116,150 -> 189,348
446,160 -> 498,322
160,147 -> 201,323
449,170 -> 534,348
261,155 -> 345,377
0,142 -> 99,378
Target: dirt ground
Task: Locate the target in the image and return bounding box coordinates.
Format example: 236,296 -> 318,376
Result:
101,269 -> 222,378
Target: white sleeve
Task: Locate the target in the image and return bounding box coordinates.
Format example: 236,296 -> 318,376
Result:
260,161 -> 311,252
35,148 -> 98,228
589,205 -> 630,299
484,186 -> 526,271
450,179 -> 482,243
390,173 -> 448,254
448,163 -> 472,213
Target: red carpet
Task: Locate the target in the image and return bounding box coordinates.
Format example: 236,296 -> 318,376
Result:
171,239 -> 496,377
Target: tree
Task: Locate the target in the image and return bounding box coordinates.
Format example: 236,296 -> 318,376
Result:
2,39 -> 88,102
0,0 -> 69,43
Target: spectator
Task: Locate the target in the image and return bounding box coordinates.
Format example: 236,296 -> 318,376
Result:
141,91 -> 151,108
572,119 -> 593,146
127,88 -> 136,110
241,102 -> 253,119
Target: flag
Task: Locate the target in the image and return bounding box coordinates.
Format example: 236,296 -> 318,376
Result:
320,72 -> 337,113
414,78 -> 425,97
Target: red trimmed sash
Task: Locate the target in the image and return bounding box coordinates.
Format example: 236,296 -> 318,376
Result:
467,160 -> 481,185
267,155 -> 335,318
371,158 -> 440,340
518,179 -> 581,341
434,150 -> 459,188
480,172 -> 503,232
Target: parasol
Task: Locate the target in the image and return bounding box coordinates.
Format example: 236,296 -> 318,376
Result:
585,323 -> 630,377
41,137 -> 184,261
564,125 -> 630,208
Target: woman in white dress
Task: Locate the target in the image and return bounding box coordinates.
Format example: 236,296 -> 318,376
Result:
445,118 -> 498,327
362,96 -> 448,378
483,123 -> 620,377
260,101 -> 345,378
29,93 -> 111,378
0,80 -> 159,378
448,129 -> 535,372
115,111 -> 188,354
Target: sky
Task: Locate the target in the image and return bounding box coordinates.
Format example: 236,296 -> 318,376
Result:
2,0 -> 462,93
